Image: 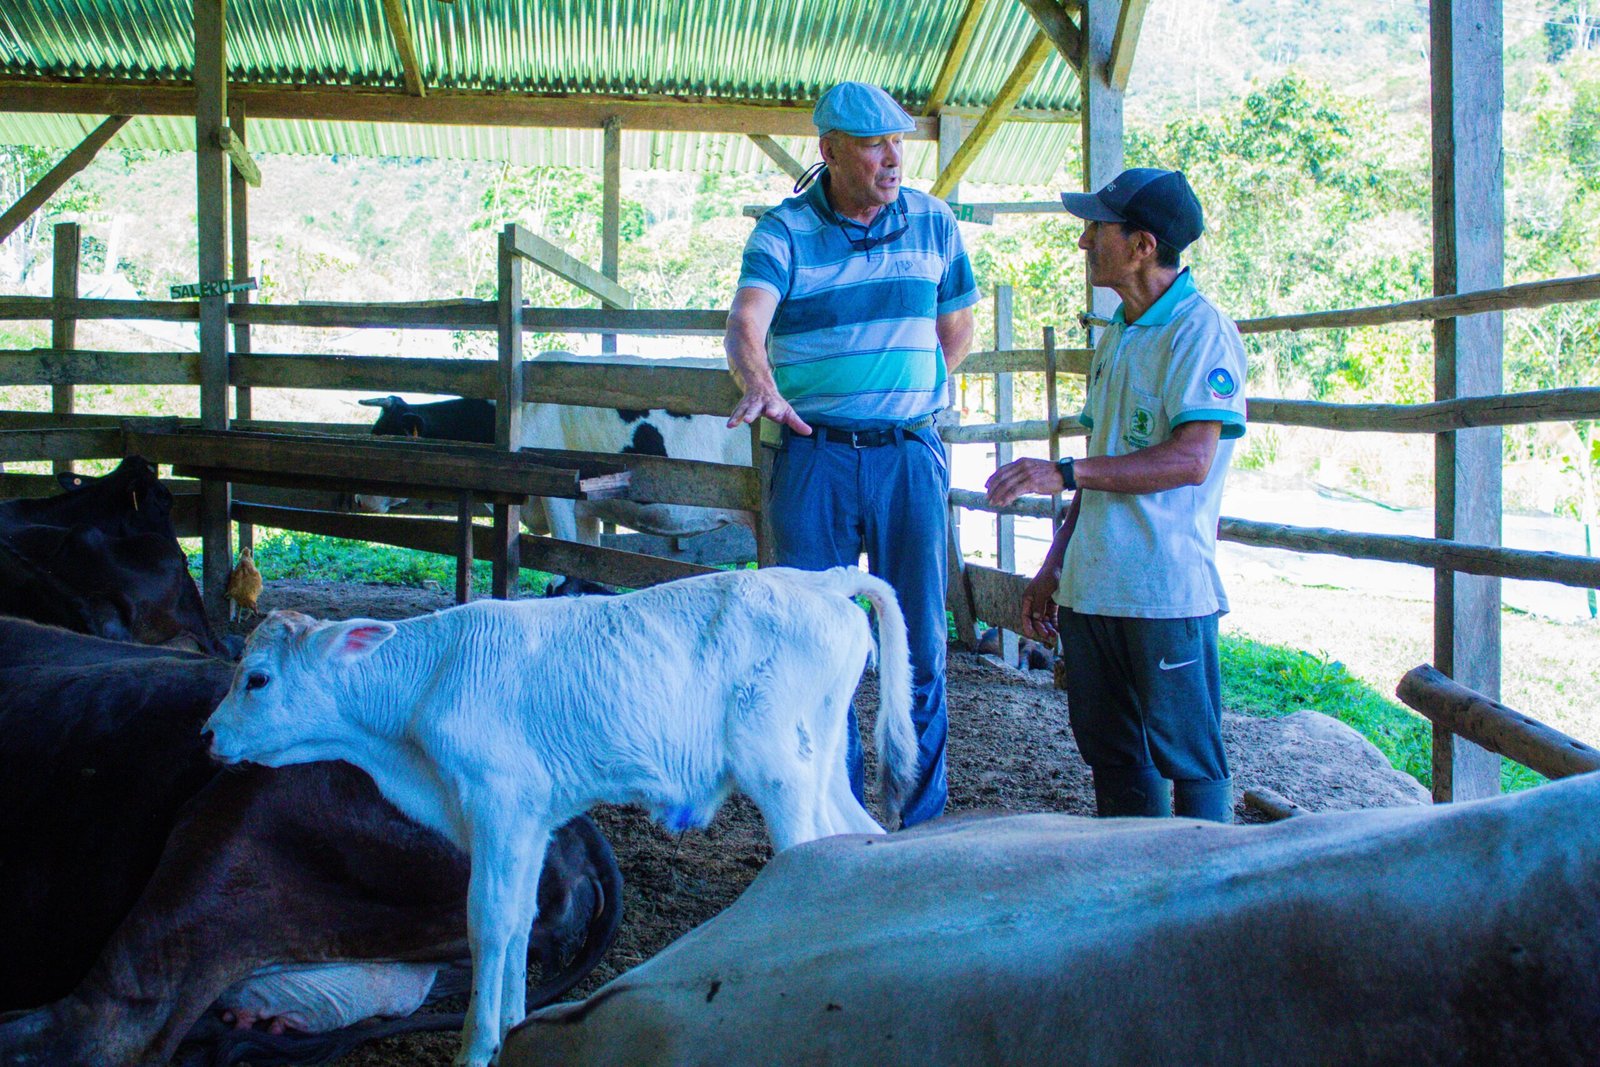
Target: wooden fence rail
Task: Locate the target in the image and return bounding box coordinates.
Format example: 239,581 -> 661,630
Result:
1236,272 -> 1600,336
947,489 -> 1600,590
1397,664 -> 1600,781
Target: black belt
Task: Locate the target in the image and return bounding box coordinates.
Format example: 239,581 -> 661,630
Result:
813,416 -> 934,449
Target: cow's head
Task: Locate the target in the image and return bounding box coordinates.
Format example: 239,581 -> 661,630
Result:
359,396 -> 425,438
204,610 -> 397,768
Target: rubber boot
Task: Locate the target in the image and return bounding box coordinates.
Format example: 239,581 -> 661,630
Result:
1091,765 -> 1170,818
1173,777 -> 1234,823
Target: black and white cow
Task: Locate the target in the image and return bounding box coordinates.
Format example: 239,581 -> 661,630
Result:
354,355 -> 752,544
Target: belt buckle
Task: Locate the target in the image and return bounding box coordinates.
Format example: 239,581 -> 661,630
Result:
849,429 -> 867,449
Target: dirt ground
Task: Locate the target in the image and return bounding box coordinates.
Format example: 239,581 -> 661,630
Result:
231,580 -> 1429,1067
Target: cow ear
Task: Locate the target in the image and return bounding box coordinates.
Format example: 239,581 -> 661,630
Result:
311,618 -> 397,664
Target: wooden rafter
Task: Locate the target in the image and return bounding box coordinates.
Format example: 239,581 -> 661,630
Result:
1016,0 -> 1084,70
923,0 -> 989,116
214,126 -> 261,186
930,30 -> 1052,199
0,115 -> 129,244
747,134 -> 807,182
1108,0 -> 1152,91
380,0 -> 427,97
505,228 -> 636,309
0,80 -> 944,140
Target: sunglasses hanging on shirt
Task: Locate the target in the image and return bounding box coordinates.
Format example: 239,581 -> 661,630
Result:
842,197 -> 909,252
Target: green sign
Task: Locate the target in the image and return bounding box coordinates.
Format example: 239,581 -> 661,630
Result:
170,277 -> 258,299
946,202 -> 994,225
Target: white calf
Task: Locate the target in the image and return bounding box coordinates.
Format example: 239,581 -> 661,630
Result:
204,566 -> 915,1067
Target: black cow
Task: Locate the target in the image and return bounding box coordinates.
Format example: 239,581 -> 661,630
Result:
0,456 -> 226,656
357,396 -> 495,442
0,617 -> 621,1067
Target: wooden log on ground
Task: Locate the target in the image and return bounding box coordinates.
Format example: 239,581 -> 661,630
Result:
1242,787 -> 1310,821
1397,664 -> 1600,781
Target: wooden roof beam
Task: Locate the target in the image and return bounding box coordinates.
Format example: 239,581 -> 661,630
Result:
1016,0 -> 1084,71
504,228 -> 636,309
923,0 -> 989,116
0,80 -> 942,140
1108,0 -> 1152,91
930,30 -> 1053,199
0,114 -> 129,245
747,134 -> 807,182
380,0 -> 427,97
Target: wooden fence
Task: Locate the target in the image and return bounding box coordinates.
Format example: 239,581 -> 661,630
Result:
0,221 -> 763,610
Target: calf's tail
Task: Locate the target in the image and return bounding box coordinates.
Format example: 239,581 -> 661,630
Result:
816,566 -> 917,823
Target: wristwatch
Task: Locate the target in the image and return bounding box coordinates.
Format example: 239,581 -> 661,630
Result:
1054,457 -> 1077,492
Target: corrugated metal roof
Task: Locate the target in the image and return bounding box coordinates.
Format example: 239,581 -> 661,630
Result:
0,0 -> 1081,180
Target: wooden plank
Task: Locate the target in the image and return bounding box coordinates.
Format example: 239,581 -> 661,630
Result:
924,0 -> 990,115
1017,0 -> 1085,69
0,80 -> 941,140
602,524 -> 756,567
747,134 -> 806,182
1108,0 -> 1153,91
938,113 -> 966,203
380,0 -> 427,97
176,463 -> 531,506
0,115 -> 130,244
0,427 -> 125,462
930,31 -> 1053,199
1237,274 -> 1600,336
965,562 -> 1031,634
516,535 -> 716,590
1399,664 -> 1600,781
1045,326 -> 1062,523
1248,389 -> 1600,434
214,126 -> 261,187
50,221 -> 79,477
494,228 -> 525,598
235,353 -> 498,396
522,360 -> 741,416
520,447 -> 759,511
505,227 -> 636,310
1430,0 -> 1505,803
941,419 -> 1089,445
956,346 -> 1093,375
455,492 -> 473,604
133,429 -> 624,500
601,117 -> 622,355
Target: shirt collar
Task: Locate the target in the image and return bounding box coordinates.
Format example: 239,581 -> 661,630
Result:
805,171 -> 905,236
1111,268 -> 1196,327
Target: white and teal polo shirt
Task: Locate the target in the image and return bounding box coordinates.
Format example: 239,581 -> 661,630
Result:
736,178 -> 979,429
1057,268 -> 1248,619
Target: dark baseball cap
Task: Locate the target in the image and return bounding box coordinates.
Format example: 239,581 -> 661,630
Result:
1060,168 -> 1205,251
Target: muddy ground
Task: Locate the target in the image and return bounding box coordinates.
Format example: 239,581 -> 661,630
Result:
228,580 -> 1427,1066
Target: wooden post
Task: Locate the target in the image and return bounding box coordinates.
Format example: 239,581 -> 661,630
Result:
753,421 -> 776,567
195,0 -> 232,628
1430,0 -> 1504,803
228,98 -> 254,556
600,116 -> 622,355
1045,326 -> 1062,527
492,225 -> 524,598
1080,0 -> 1125,334
938,113 -> 965,203
49,221 -> 79,477
455,491 -> 474,604
993,285 -> 1018,665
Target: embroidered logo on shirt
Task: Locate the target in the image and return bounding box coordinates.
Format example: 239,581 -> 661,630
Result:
1206,367 -> 1237,398
1125,405 -> 1155,449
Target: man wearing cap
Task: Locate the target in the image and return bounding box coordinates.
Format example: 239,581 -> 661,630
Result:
986,168 -> 1247,823
724,81 -> 978,828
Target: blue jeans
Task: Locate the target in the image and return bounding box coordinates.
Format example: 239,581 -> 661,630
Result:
769,423 -> 949,828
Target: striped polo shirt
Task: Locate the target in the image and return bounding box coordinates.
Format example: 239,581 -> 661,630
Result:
736,176 -> 979,428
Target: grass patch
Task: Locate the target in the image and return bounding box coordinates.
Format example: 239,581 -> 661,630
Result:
1221,634 -> 1546,794
188,528 -> 557,596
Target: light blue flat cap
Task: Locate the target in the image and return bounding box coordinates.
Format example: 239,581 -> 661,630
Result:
813,81 -> 917,138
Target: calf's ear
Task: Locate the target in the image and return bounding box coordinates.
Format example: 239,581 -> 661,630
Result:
309,618 -> 398,663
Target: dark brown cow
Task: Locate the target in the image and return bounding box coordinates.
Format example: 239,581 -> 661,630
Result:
0,618 -> 621,1066
0,456 -> 226,656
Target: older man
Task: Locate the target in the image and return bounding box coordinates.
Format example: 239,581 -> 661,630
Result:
725,81 -> 978,828
987,169 -> 1247,823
